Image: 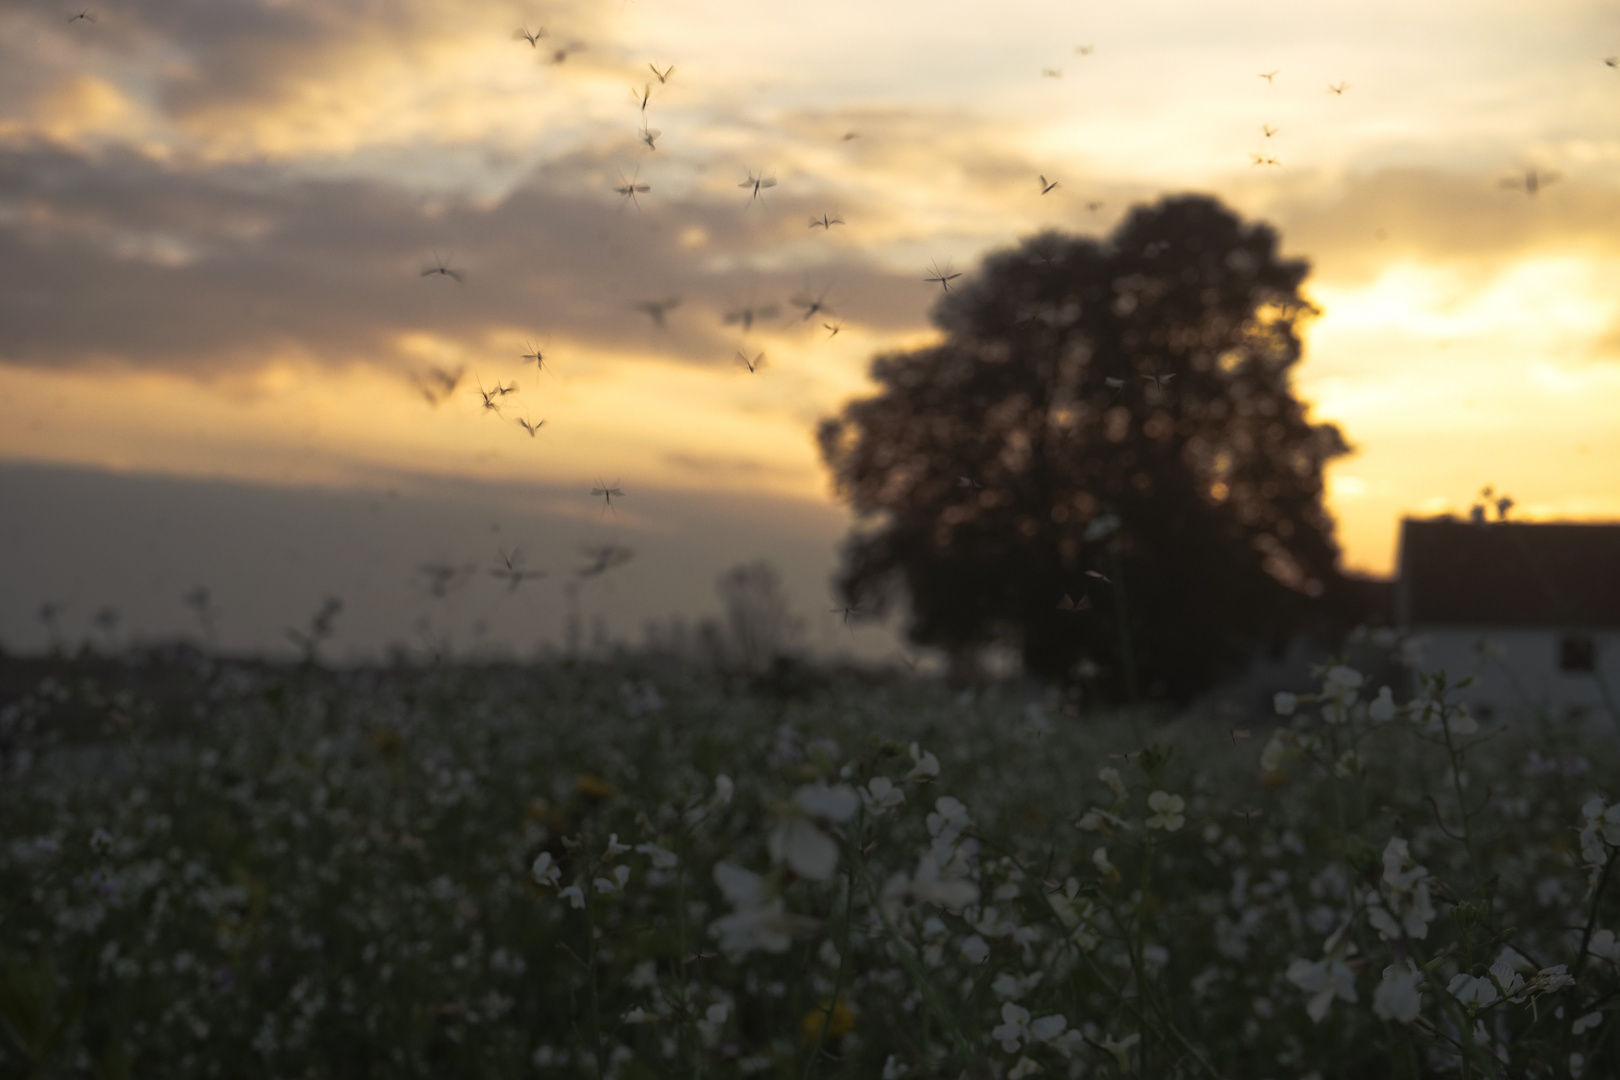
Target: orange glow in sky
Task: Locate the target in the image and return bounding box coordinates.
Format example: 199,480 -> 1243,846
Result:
2,0 -> 1619,583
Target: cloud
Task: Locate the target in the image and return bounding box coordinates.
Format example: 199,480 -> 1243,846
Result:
0,139 -> 939,379
1262,167 -> 1620,287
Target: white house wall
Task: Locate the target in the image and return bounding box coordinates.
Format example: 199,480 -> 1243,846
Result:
1407,626 -> 1620,724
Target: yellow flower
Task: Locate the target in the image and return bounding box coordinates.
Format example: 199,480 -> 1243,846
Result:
575,773 -> 617,800
802,997 -> 854,1041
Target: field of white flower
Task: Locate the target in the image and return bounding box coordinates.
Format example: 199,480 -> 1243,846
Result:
1,639 -> 1617,1079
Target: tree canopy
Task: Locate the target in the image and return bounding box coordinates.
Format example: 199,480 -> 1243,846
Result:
818,194 -> 1352,701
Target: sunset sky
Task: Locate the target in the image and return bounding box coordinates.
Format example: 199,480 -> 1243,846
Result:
2,0 -> 1617,654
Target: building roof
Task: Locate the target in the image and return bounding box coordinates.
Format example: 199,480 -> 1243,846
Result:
1397,518 -> 1620,629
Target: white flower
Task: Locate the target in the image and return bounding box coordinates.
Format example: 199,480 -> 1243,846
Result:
708,863 -> 812,958
1099,1033 -> 1139,1072
1076,807 -> 1125,832
531,852 -> 561,888
862,776 -> 906,812
1047,883 -> 1091,930
1588,928 -> 1620,962
960,935 -> 990,965
1448,973 -> 1497,1009
1093,846 -> 1120,882
1287,956 -> 1358,1022
905,743 -> 940,780
635,842 -> 678,869
1368,686 -> 1397,723
991,1002 -> 1030,1052
558,884 -> 585,909
1446,706 -> 1479,736
1373,960 -> 1424,1024
1098,767 -> 1126,798
1273,691 -> 1298,716
992,971 -> 1043,1000
1030,1014 -> 1068,1042
1007,1057 -> 1041,1080
1525,964 -> 1574,998
593,864 -> 631,893
696,1001 -> 730,1046
795,783 -> 861,822
1367,837 -> 1436,941
1583,797 -> 1620,846
882,1055 -> 910,1080
604,833 -> 631,858
1574,1010 -> 1603,1035
623,1006 -> 651,1024
926,796 -> 973,856
1146,791 -> 1185,832
881,852 -> 979,913
770,819 -> 840,881
1488,959 -> 1525,1000
1260,729 -> 1309,773
685,774 -> 734,825
1325,665 -> 1364,691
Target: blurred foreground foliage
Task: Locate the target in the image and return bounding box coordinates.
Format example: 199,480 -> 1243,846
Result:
1,644 -> 1617,1079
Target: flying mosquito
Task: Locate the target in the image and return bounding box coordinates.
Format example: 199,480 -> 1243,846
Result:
577,543 -> 634,578
1085,569 -> 1112,584
739,168 -> 777,203
634,297 -> 681,328
1261,124 -> 1278,138
1259,70 -> 1278,84
809,213 -> 844,229
1607,57 -> 1618,68
1039,175 -> 1059,194
790,286 -> 834,322
649,63 -> 675,83
723,301 -> 779,332
614,168 -> 651,208
841,131 -> 859,141
416,561 -> 475,600
831,605 -> 864,626
631,83 -> 651,111
1086,201 -> 1104,214
522,340 -> 548,374
68,9 -> 95,22
1075,44 -> 1094,55
490,548 -> 546,592
516,417 -> 546,437
1328,81 -> 1349,95
924,259 -> 962,292
421,254 -> 464,282
736,350 -> 766,373
1041,68 -> 1062,78
823,322 -> 842,339
639,123 -> 661,150
514,24 -> 546,46
1055,593 -> 1092,613
1501,168 -> 1559,196
476,381 -> 504,415
550,43 -> 584,64
957,475 -> 983,490
591,480 -> 625,515
412,365 -> 465,406
1250,153 -> 1280,167
1141,372 -> 1176,391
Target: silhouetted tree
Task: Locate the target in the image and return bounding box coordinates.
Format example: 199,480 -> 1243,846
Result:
818,195 -> 1352,701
